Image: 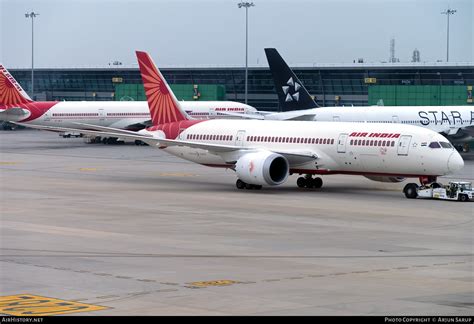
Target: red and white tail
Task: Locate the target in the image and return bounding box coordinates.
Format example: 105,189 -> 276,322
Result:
135,51 -> 189,125
0,64 -> 33,105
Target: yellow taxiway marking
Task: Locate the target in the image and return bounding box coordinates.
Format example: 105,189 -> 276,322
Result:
0,162 -> 19,165
79,168 -> 97,171
187,280 -> 238,288
0,294 -> 108,316
159,172 -> 197,177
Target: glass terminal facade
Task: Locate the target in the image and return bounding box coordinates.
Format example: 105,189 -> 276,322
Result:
9,64 -> 473,111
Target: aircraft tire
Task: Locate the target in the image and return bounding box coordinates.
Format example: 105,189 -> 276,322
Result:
297,177 -> 306,188
313,177 -> 323,188
403,183 -> 418,199
236,179 -> 245,190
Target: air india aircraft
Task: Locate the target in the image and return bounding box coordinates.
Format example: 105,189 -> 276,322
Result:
0,64 -> 256,136
17,51 -> 465,196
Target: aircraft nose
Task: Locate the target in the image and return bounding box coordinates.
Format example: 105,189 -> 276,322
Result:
447,151 -> 464,173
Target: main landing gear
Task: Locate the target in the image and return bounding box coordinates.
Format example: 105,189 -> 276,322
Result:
297,175 -> 323,189
236,179 -> 262,190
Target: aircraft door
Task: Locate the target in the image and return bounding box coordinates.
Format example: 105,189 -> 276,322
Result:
333,116 -> 340,122
178,128 -> 187,140
43,111 -> 51,122
209,108 -> 217,118
98,109 -> 106,125
392,115 -> 399,123
337,133 -> 348,153
397,135 -> 412,156
235,130 -> 246,146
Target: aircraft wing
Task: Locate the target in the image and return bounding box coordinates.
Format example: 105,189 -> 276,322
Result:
283,114 -> 317,121
15,123 -> 319,164
13,123 -> 160,146
218,110 -> 316,121
444,125 -> 474,147
217,111 -> 265,120
71,122 -> 149,136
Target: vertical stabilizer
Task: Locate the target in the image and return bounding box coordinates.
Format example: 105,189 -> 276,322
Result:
265,48 -> 318,111
0,64 -> 33,105
135,51 -> 189,125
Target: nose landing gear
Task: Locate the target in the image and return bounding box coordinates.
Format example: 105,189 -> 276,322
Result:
404,176 -> 440,199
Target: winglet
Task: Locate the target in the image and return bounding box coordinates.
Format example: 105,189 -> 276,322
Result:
264,48 -> 318,111
0,64 -> 33,105
135,51 -> 189,125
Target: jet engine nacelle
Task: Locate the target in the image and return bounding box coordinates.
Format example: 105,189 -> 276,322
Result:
235,151 -> 289,186
364,175 -> 406,183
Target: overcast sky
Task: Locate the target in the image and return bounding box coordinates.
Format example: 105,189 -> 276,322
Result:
1,0 -> 472,68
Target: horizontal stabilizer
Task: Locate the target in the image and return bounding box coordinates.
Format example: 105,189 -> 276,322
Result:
0,107 -> 30,121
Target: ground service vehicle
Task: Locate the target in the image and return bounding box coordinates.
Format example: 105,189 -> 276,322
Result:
404,181 -> 473,201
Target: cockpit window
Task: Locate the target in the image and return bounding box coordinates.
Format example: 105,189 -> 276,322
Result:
439,142 -> 453,149
429,142 -> 441,148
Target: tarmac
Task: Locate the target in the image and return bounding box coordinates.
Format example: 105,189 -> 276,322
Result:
0,130 -> 473,315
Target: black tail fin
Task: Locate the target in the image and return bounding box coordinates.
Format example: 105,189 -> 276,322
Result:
265,48 -> 318,112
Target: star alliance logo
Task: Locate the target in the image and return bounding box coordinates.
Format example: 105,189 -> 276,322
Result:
281,77 -> 301,102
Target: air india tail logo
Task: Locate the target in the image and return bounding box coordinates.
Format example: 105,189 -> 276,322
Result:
136,52 -> 186,125
0,65 -> 31,105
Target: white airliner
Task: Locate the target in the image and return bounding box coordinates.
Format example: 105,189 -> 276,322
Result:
17,51 -> 465,195
0,64 -> 257,134
232,48 -> 474,151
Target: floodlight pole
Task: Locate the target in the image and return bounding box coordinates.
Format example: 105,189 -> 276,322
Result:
25,11 -> 39,98
441,8 -> 456,62
238,2 -> 254,104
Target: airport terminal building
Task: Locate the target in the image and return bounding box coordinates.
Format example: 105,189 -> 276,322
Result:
9,62 -> 474,111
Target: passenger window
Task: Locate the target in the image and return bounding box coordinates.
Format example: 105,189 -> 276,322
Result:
429,142 -> 441,148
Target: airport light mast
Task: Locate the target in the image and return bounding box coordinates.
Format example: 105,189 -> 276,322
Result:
238,1 -> 254,104
441,8 -> 456,62
25,11 -> 39,98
